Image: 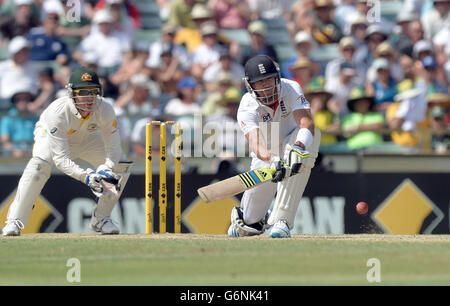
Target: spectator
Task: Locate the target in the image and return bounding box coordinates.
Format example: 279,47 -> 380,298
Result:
174,3 -> 214,53
386,84 -> 427,153
432,26 -> 450,91
346,15 -> 368,46
304,76 -> 339,145
209,0 -> 250,29
282,31 -> 320,79
57,0 -> 92,53
157,0 -> 176,21
94,0 -> 141,30
202,71 -> 235,116
110,42 -> 150,87
366,58 -> 398,113
249,0 -> 295,20
413,40 -> 434,61
154,42 -> 187,97
27,67 -> 61,114
429,106 -> 450,154
334,0 -> 358,33
354,24 -> 389,75
115,73 -> 161,119
325,61 -> 359,116
27,12 -> 69,64
325,36 -> 365,88
203,48 -> 244,93
105,0 -> 136,43
75,9 -> 132,77
164,76 -> 202,117
416,56 -> 449,97
426,93 -> 450,124
289,56 -> 315,90
0,0 -> 39,41
311,0 -> 343,45
146,23 -> 190,80
239,20 -> 278,66
0,91 -> 38,157
341,86 -> 384,151
421,0 -> 450,40
0,36 -> 39,110
204,87 -> 244,155
191,22 -> 224,81
288,1 -> 316,38
168,0 -> 197,29
366,42 -> 404,83
396,20 -> 424,58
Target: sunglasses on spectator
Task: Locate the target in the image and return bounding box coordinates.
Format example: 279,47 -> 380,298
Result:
369,37 -> 385,43
73,88 -> 101,96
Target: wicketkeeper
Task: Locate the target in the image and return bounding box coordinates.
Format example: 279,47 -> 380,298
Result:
2,67 -> 132,236
228,55 -> 321,238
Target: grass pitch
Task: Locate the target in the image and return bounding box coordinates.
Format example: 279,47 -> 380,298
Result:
1,234 -> 449,286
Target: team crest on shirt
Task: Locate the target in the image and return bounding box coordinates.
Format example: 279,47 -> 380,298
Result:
262,113 -> 272,122
87,123 -> 98,132
81,73 -> 93,82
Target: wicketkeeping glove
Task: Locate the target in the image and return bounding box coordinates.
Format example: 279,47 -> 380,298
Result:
84,168 -> 103,195
288,145 -> 310,174
97,165 -> 120,186
270,155 -> 291,183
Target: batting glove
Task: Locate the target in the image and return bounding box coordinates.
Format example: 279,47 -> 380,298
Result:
288,145 -> 310,174
270,155 -> 291,183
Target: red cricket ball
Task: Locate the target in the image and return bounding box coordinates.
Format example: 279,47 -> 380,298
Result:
356,202 -> 368,215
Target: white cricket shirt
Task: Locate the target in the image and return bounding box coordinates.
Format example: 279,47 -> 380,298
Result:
35,96 -> 122,181
237,78 -> 311,157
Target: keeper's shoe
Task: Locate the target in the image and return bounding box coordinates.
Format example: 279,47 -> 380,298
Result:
269,220 -> 291,238
2,219 -> 24,236
90,215 -> 120,235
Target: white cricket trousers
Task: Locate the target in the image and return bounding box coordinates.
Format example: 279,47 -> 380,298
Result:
6,126 -> 112,225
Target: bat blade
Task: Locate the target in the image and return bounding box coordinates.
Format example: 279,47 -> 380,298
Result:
197,167 -> 276,202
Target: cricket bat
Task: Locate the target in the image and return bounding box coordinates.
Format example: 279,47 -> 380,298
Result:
197,167 -> 277,202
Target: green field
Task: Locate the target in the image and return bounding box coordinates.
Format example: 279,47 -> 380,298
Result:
1,234 -> 449,286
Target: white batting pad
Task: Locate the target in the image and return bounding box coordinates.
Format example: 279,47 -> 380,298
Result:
268,129 -> 321,228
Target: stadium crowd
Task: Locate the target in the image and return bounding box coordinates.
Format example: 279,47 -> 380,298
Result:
0,0 -> 449,158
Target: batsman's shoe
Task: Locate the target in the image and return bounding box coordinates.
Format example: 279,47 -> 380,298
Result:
269,220 -> 291,238
228,207 -> 265,237
90,216 -> 120,235
2,219 -> 24,236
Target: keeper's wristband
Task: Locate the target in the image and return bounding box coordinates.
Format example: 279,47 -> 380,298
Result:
296,128 -> 313,149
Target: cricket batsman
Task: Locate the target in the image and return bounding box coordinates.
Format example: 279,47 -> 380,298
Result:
2,67 -> 132,236
228,55 -> 321,238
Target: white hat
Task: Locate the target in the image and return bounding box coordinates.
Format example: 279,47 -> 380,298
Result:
93,9 -> 113,24
107,0 -> 123,3
372,58 -> 389,70
8,36 -> 29,55
413,40 -> 434,58
294,31 -> 313,44
130,73 -> 150,88
14,0 -> 33,6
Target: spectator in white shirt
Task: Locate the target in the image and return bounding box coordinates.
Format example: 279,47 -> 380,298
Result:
421,0 -> 450,40
203,48 -> 244,93
0,36 -> 38,110
164,76 -> 202,117
191,21 -> 224,80
325,61 -> 359,116
145,22 -> 190,79
76,9 -> 132,76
